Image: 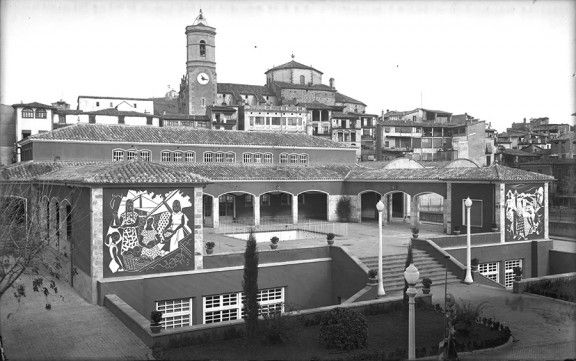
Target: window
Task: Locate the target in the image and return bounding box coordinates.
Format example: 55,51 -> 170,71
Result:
173,151 -> 183,162
35,108 -> 47,119
280,153 -> 288,164
261,194 -> 270,206
89,115 -> 96,124
225,152 -> 235,163
185,151 -> 195,162
204,152 -> 213,163
290,154 -> 298,163
280,194 -> 291,205
462,199 -> 483,227
264,153 -> 273,163
133,103 -> 137,108
300,75 -> 305,85
271,117 -> 281,126
21,131 -> 31,140
146,116 -> 153,125
155,298 -> 193,329
22,108 -> 34,118
199,40 -> 206,56
479,262 -> 499,283
254,153 -> 262,163
201,98 -> 206,107
241,288 -> 285,318
126,149 -> 137,161
96,101 -> 100,107
118,115 -> 125,124
215,152 -> 224,163
161,151 -> 172,162
140,150 -> 151,162
299,154 -> 308,164
203,293 -> 239,324
110,102 -> 113,107
112,149 -> 124,162
351,133 -> 356,142
243,153 -> 252,163
504,260 -> 522,289
58,114 -> 65,124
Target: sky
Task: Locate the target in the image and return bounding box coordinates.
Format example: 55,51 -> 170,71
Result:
1,0 -> 574,131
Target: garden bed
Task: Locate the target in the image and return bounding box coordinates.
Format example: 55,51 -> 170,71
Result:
525,277 -> 576,303
157,304 -> 509,360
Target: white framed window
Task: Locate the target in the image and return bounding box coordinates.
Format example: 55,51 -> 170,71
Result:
185,151 -> 195,162
112,149 -> 124,162
204,152 -> 213,163
261,194 -> 270,206
173,151 -> 183,162
140,150 -> 151,162
299,154 -> 308,164
22,108 -> 34,118
479,262 -> 499,283
280,153 -> 288,164
254,153 -> 262,163
243,153 -> 252,163
504,259 -> 522,289
290,154 -> 298,164
242,288 -> 285,318
203,288 -> 285,324
161,151 -> 172,162
225,152 -> 235,163
126,149 -> 137,161
462,199 -> 483,227
215,152 -> 224,163
155,298 -> 193,329
264,153 -> 273,163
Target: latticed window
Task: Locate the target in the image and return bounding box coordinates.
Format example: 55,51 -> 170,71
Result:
185,151 -> 195,162
264,153 -> 273,163
22,108 -> 34,118
280,153 -> 288,164
155,298 -> 193,329
204,152 -> 213,163
215,152 -> 224,163
225,152 -> 235,163
290,154 -> 298,163
35,108 -> 47,119
299,154 -> 308,164
140,150 -> 151,162
126,149 -> 137,161
243,153 -> 252,163
504,259 -> 522,289
161,151 -> 172,162
254,153 -> 262,163
112,149 -> 124,162
479,262 -> 499,283
203,288 -> 285,324
173,151 -> 183,162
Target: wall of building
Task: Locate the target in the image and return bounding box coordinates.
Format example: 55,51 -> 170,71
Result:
549,250 -> 576,274
279,89 -> 335,106
78,98 -> 154,114
451,183 -> 495,233
204,181 -> 344,199
14,106 -> 53,143
0,104 -> 15,165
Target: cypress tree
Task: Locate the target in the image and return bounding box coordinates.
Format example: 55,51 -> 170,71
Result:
243,229 -> 259,342
403,238 -> 413,304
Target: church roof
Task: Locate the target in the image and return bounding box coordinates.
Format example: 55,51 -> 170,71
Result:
334,92 -> 366,106
265,60 -> 323,75
23,123 -> 350,149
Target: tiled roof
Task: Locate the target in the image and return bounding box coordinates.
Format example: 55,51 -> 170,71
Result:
78,95 -> 152,101
296,101 -> 339,110
331,112 -> 359,119
217,83 -> 273,104
84,108 -> 156,117
334,92 -> 366,106
273,81 -> 335,92
25,123 -> 349,149
12,102 -> 54,109
500,149 -> 541,157
379,120 -> 464,128
161,113 -> 210,121
54,109 -> 83,115
265,60 -> 323,74
1,161 -> 210,185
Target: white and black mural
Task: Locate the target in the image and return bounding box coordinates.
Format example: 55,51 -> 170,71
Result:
103,188 -> 195,277
505,184 -> 544,242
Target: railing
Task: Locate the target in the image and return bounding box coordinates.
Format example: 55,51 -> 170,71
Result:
212,218 -> 348,237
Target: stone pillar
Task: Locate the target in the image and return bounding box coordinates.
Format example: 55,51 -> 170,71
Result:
327,195 -> 340,222
405,194 -> 411,220
387,194 -> 393,223
444,182 -> 452,234
357,194 -> 363,224
348,195 -> 360,223
544,182 -> 549,240
212,196 -> 220,228
253,195 -> 260,226
90,188 -> 103,304
291,194 -> 298,224
380,195 -> 388,223
193,187 -> 204,270
410,196 -> 420,228
498,183 -> 505,243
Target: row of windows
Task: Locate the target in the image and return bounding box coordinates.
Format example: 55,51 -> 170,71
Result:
22,108 -> 46,119
203,287 -> 285,324
478,259 -> 523,289
111,149 -> 310,164
249,116 -> 304,127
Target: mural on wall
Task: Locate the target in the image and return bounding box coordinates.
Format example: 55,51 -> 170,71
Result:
505,184 -> 544,242
103,189 -> 195,277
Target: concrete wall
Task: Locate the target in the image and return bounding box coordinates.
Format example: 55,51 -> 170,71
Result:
549,250 -> 576,274
451,183 -> 495,233
0,104 -> 15,165
550,221 -> 576,238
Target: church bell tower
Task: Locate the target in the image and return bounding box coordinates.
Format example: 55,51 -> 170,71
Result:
186,10 -> 217,116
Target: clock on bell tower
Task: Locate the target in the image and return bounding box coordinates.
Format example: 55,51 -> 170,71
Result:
185,10 -> 217,116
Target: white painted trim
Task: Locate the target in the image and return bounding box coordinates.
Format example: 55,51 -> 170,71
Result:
258,190 -> 295,197
357,189 -> 382,197
296,189 -> 330,196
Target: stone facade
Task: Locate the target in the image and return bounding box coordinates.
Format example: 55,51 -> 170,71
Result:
90,187 -> 104,304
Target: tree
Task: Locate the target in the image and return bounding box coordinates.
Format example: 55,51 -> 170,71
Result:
336,196 -> 352,222
243,229 -> 259,343
403,238 -> 413,305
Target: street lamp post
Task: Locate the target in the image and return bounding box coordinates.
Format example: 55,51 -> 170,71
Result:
376,200 -> 385,297
404,263 -> 420,360
464,197 -> 473,284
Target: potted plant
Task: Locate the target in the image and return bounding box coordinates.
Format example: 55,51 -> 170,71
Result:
270,236 -> 279,250
205,241 -> 215,255
453,226 -> 461,235
421,277 -> 432,294
368,269 -> 378,285
411,226 -> 419,239
490,223 -> 499,232
150,311 -> 163,334
326,232 -> 335,246
513,266 -> 522,281
471,258 -> 479,272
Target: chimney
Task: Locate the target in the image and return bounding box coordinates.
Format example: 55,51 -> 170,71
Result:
523,117 -> 526,123
329,78 -> 335,89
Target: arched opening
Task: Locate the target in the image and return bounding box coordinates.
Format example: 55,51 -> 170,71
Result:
259,191 -> 293,224
218,192 -> 255,225
203,194 -> 214,227
320,109 -> 329,122
416,192 -> 445,225
199,40 -> 206,57
298,191 -> 328,221
381,191 -> 411,224
359,191 -> 382,222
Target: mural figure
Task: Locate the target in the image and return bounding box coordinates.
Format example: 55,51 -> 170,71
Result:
505,184 -> 544,241
104,189 -> 194,275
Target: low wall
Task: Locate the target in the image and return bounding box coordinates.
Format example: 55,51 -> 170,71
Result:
330,246 -> 370,304
514,272 -> 576,294
550,221 -> 576,239
420,211 -> 443,224
549,250 -> 576,274
204,246 -> 330,269
428,232 -> 500,248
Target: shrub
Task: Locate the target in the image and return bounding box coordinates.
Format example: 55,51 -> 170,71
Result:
261,309 -> 294,345
150,310 -> 162,324
270,236 -> 279,244
422,277 -> 432,288
326,232 -> 335,241
319,308 -> 368,350
513,266 -> 522,278
368,269 -> 378,279
336,196 -> 352,222
452,300 -> 487,336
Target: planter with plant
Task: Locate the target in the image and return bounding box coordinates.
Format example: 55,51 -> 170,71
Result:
421,277 -> 432,294
367,269 -> 378,285
270,236 -> 279,250
471,258 -> 479,272
512,266 -> 522,293
205,241 -> 215,255
453,226 -> 461,235
150,310 -> 163,334
490,223 -> 498,232
326,233 -> 335,246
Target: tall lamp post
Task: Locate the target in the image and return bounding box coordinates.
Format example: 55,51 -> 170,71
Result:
376,200 -> 385,297
464,197 -> 473,284
404,263 -> 420,360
